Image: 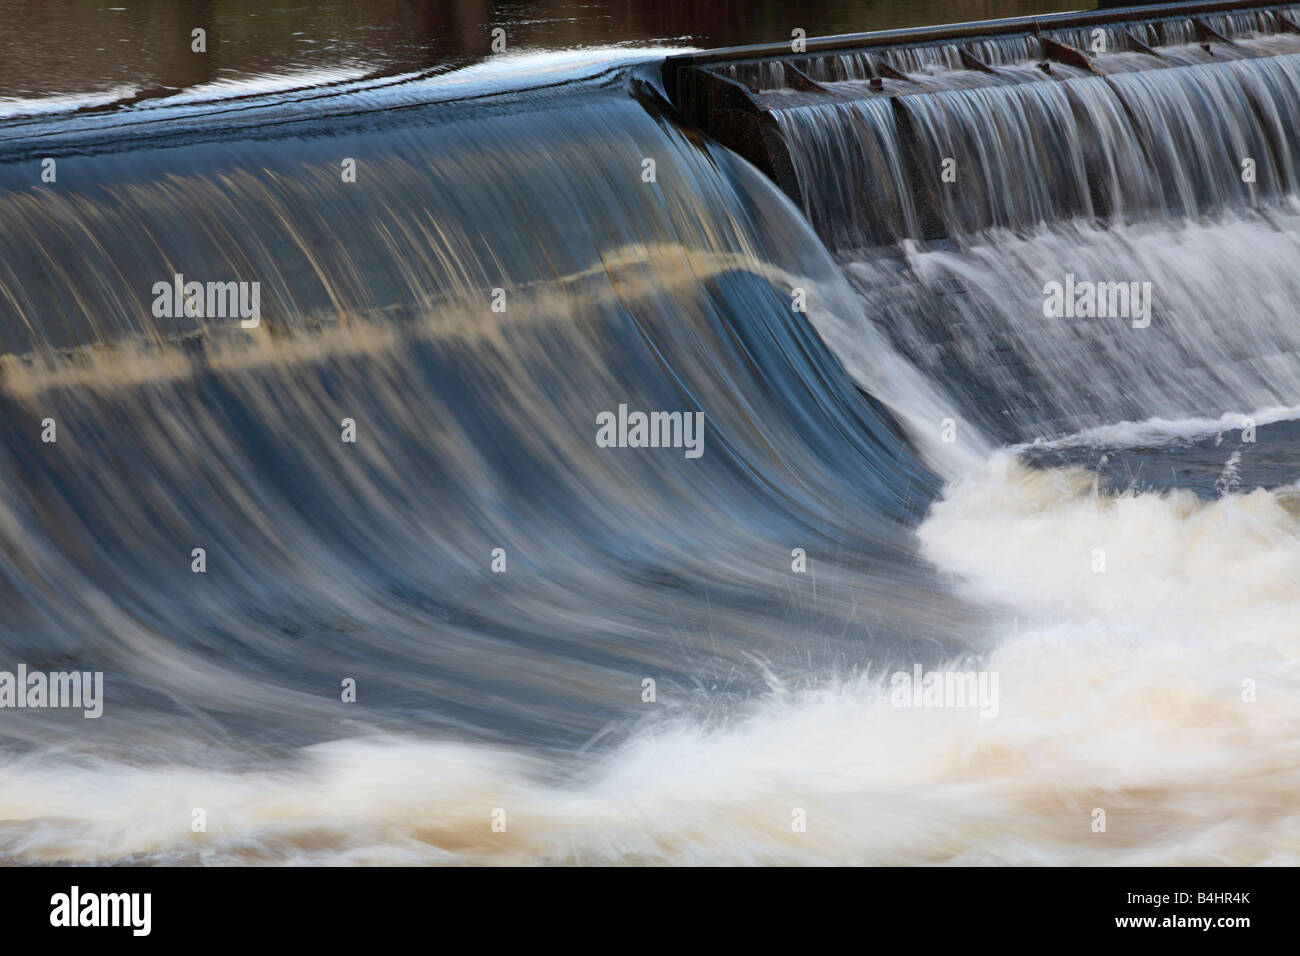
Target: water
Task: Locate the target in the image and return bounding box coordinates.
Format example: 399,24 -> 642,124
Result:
0,0 -> 1086,107
0,4 -> 1298,865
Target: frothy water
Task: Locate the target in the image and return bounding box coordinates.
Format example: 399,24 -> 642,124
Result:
4,454 -> 1297,865
2,24 -> 1299,865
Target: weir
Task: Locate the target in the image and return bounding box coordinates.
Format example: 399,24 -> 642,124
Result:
660,0 -> 1300,442
2,3 -> 1299,868
663,0 -> 1300,237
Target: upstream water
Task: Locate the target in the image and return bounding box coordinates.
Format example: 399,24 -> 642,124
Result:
0,6 -> 1298,865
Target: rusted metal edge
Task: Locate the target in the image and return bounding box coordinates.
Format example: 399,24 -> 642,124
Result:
1039,35 -> 1104,73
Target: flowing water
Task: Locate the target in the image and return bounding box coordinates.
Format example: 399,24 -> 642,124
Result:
0,6 -> 1298,865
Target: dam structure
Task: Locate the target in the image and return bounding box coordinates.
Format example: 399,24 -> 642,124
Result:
666,0 -> 1300,440
0,2 -> 1297,866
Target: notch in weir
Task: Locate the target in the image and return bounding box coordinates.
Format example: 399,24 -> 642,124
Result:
959,48 -> 999,74
874,60 -> 911,81
1194,17 -> 1238,44
1275,11 -> 1300,32
784,63 -> 830,93
1124,30 -> 1164,56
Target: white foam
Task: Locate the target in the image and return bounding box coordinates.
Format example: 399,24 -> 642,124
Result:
3,455 -> 1295,865
1019,404 -> 1300,451
413,46 -> 695,101
0,86 -> 140,118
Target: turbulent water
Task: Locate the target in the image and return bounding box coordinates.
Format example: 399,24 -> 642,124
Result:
0,18 -> 1298,864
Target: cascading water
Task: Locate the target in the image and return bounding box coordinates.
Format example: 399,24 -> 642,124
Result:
771,30 -> 1300,440
0,14 -> 1297,865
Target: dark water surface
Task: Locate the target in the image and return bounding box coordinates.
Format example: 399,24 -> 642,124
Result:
0,0 -> 1090,102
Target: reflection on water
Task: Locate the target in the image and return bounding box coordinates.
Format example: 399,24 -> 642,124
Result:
0,0 -> 1092,103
